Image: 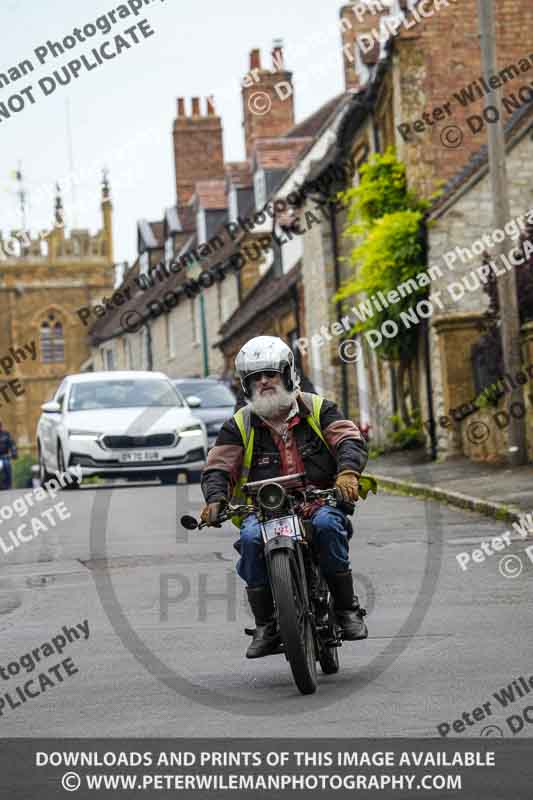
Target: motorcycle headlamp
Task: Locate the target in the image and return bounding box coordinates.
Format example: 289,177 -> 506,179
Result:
257,481 -> 286,512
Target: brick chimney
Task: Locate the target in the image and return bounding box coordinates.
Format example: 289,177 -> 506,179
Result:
173,96 -> 225,205
340,2 -> 389,90
241,43 -> 295,160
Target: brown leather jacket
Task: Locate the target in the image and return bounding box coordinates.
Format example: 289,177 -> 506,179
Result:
201,392 -> 367,504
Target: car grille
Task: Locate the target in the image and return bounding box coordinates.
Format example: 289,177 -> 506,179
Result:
102,434 -> 176,449
69,447 -> 205,468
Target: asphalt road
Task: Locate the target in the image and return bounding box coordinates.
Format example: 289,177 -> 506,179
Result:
1,478 -> 532,738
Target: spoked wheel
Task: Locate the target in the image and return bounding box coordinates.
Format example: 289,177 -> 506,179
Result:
269,550 -> 317,695
318,597 -> 340,675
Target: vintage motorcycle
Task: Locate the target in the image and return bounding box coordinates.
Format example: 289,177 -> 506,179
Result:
181,471 -> 376,696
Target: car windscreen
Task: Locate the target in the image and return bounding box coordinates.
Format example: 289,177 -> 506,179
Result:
176,381 -> 235,409
68,380 -> 184,411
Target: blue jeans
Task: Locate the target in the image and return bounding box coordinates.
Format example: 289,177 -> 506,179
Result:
235,505 -> 351,587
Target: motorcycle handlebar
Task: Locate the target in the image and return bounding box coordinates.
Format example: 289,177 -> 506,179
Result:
181,487 -> 341,531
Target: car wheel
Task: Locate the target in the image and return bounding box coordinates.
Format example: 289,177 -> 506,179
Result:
57,444 -> 80,490
38,442 -> 54,485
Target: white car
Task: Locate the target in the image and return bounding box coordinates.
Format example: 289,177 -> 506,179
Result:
36,371 -> 208,486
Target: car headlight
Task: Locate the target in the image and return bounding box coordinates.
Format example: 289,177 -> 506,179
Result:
68,430 -> 101,440
178,423 -> 204,437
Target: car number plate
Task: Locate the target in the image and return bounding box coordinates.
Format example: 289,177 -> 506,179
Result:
261,515 -> 301,541
119,451 -> 161,463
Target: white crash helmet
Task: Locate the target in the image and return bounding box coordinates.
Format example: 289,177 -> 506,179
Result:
235,336 -> 298,398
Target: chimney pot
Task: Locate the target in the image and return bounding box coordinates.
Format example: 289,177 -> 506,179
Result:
177,97 -> 186,117
272,41 -> 284,71
192,97 -> 201,116
249,48 -> 261,71
206,96 -> 216,116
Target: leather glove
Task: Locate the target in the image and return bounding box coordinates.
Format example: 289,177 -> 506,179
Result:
200,500 -> 226,527
335,470 -> 360,503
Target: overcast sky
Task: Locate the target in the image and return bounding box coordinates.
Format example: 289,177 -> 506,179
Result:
0,0 -> 346,265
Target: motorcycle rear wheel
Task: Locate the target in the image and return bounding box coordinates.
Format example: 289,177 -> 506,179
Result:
269,549 -> 317,695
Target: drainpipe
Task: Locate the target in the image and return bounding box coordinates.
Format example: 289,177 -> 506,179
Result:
420,218 -> 437,460
199,293 -> 209,376
330,201 -> 349,418
423,318 -> 437,461
145,322 -> 153,371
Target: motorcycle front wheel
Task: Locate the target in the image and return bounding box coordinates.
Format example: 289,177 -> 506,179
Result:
269,549 -> 317,695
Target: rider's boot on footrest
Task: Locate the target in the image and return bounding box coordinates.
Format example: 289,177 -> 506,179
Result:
245,585 -> 282,658
327,571 -> 368,641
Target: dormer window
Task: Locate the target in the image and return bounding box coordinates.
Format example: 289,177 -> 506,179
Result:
196,209 -> 207,245
139,252 -> 149,277
229,186 -> 239,223
165,236 -> 174,267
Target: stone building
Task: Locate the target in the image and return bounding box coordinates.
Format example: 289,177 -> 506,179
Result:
423,101 -> 533,462
293,0 -> 533,458
0,178 -> 115,454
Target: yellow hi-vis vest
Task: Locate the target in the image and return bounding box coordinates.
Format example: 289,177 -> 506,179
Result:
230,393 -> 329,528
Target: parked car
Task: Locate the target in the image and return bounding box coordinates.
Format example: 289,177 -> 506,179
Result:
37,371 -> 207,486
174,378 -> 236,450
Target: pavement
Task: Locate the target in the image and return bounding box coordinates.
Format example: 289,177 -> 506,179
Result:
367,449 -> 533,522
0,479 -> 532,737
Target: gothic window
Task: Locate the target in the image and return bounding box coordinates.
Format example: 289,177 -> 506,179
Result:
40,313 -> 65,363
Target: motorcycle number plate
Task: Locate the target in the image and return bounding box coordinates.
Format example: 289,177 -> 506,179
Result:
261,515 -> 301,541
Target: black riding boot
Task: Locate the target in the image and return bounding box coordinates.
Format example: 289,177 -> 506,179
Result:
327,571 -> 368,641
246,585 -> 281,658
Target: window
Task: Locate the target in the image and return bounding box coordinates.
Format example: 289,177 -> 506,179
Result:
229,187 -> 239,223
40,314 -> 64,363
68,379 -> 184,411
175,380 -> 235,409
102,346 -> 115,370
196,210 -> 207,245
254,169 -> 266,210
164,236 -> 174,267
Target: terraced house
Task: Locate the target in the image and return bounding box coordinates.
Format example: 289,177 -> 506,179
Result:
89,0 -> 533,464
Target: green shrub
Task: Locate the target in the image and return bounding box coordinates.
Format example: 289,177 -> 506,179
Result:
388,414 -> 425,450
12,454 -> 37,488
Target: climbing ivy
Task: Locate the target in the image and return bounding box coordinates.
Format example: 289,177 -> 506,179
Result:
336,147 -> 430,361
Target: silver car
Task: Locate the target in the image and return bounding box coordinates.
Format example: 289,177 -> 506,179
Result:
174,378 -> 236,450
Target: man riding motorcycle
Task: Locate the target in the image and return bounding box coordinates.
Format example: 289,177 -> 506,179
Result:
0,421 -> 17,490
200,335 -> 369,658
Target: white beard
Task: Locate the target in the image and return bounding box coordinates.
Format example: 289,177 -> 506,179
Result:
248,382 -> 297,419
